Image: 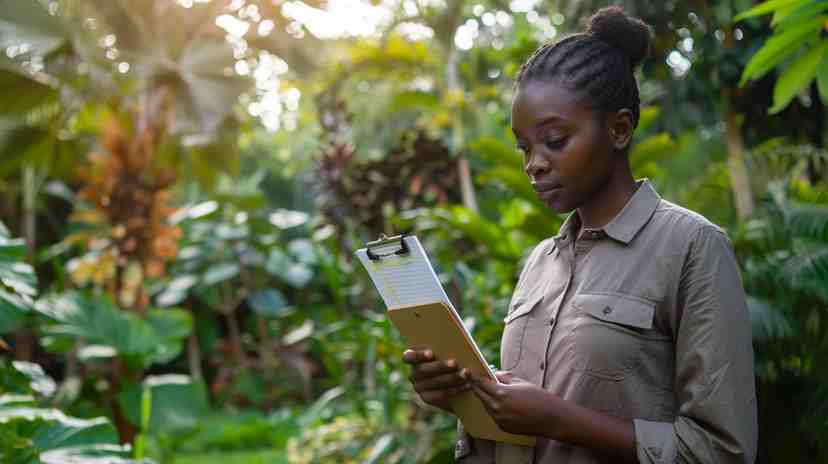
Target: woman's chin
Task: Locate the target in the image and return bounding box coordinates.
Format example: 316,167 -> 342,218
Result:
540,194 -> 574,215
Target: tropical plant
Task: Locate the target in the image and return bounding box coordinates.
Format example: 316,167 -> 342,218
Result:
733,143 -> 828,461
0,221 -> 152,463
737,0 -> 828,114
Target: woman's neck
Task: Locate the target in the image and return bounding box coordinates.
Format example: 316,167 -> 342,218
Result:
576,163 -> 637,230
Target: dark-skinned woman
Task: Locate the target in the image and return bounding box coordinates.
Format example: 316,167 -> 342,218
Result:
403,6 -> 757,464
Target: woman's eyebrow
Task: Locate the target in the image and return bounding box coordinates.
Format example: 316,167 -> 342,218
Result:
533,116 -> 569,137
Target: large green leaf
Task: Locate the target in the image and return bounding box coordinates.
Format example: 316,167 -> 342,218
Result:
740,15 -> 825,85
10,362 -> 55,397
773,0 -> 828,30
734,0 -> 808,21
769,41 -> 828,114
34,292 -> 191,368
0,0 -> 69,56
40,444 -> 147,464
0,407 -> 118,455
0,225 -> 35,334
169,40 -> 250,137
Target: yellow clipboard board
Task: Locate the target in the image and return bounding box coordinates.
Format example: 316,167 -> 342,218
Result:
388,302 -> 536,447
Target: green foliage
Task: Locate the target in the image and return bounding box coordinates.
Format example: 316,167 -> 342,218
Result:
737,175 -> 828,459
738,0 -> 828,112
0,360 -> 147,464
34,291 -> 192,369
0,222 -> 36,335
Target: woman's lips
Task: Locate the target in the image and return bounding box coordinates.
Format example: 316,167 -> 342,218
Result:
531,181 -> 562,193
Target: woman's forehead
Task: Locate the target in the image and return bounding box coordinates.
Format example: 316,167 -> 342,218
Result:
511,81 -> 593,132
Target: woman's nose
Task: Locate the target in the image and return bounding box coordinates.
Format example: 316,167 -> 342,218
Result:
525,150 -> 550,178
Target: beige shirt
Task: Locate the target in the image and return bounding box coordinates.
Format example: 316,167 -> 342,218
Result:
455,180 -> 757,463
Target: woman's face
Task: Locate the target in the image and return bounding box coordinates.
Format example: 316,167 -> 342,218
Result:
511,80 -> 618,214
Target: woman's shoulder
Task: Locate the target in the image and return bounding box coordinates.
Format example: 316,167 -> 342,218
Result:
651,198 -> 727,241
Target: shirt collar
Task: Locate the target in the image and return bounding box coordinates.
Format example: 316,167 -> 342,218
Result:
549,179 -> 661,252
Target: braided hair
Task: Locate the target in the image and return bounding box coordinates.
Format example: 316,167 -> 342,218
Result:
516,6 -> 652,129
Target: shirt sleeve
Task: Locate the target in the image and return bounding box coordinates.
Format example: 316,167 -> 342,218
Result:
634,226 -> 758,464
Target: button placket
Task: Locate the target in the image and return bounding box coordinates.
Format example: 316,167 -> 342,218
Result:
541,255 -> 574,389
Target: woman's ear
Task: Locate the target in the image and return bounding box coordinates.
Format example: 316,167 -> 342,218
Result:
608,109 -> 635,152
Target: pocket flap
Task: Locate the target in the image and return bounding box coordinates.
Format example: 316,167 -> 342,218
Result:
504,294 -> 543,324
573,293 -> 655,330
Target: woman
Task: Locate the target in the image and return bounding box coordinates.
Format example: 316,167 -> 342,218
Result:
402,6 -> 757,463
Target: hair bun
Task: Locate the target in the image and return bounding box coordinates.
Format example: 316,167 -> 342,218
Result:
585,6 -> 652,68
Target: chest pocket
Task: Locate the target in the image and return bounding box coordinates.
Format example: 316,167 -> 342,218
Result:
570,292 -> 655,381
500,293 -> 543,371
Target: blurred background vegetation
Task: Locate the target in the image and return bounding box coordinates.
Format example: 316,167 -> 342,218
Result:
1,0 -> 827,462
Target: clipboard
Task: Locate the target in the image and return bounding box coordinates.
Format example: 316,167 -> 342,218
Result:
359,235 -> 536,447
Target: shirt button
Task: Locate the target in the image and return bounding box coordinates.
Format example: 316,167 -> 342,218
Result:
603,306 -> 612,315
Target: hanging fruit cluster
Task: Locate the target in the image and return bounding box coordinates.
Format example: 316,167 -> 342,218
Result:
66,116 -> 180,312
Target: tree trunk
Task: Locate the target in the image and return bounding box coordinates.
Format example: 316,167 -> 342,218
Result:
724,109 -> 755,220
188,330 -> 203,382
223,309 -> 246,366
442,0 -> 478,213
14,166 -> 38,361
109,359 -> 138,444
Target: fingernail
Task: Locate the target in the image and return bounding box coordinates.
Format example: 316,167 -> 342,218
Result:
446,359 -> 456,368
460,368 -> 469,379
425,350 -> 433,359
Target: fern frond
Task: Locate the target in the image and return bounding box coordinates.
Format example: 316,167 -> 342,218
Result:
781,243 -> 828,303
785,203 -> 828,242
746,295 -> 795,341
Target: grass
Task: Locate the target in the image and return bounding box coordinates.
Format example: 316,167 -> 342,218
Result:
169,450 -> 289,464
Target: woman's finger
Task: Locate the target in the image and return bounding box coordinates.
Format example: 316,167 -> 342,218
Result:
414,370 -> 467,392
468,380 -> 501,416
410,358 -> 459,381
464,369 -> 501,396
402,349 -> 434,365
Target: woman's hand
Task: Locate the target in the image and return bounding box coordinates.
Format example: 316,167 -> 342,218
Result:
402,349 -> 470,413
465,369 -> 637,461
464,369 -> 564,437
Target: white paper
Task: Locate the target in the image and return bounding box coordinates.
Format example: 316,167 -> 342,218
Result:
356,236 -> 496,379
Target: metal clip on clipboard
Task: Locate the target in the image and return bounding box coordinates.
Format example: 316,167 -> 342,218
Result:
365,234 -> 409,261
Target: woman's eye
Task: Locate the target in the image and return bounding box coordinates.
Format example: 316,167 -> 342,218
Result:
516,144 -> 529,154
544,138 -> 567,150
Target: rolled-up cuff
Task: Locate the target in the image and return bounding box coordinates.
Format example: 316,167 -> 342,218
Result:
634,418 -> 677,464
